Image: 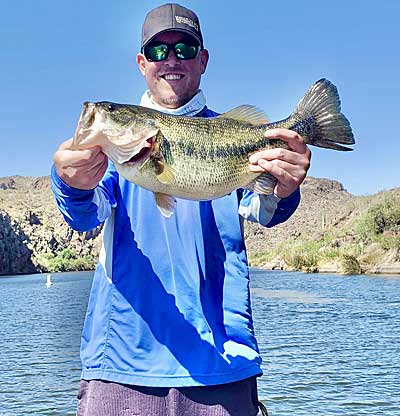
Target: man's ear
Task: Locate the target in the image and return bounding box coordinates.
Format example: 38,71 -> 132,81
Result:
200,49 -> 209,74
136,53 -> 146,76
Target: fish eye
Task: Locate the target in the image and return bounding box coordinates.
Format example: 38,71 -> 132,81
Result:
107,104 -> 115,112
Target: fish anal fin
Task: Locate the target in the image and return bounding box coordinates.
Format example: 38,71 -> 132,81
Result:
154,192 -> 176,217
247,172 -> 277,195
217,105 -> 269,125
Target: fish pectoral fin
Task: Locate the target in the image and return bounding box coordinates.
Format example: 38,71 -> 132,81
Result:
217,105 -> 269,125
154,192 -> 176,217
248,173 -> 277,194
155,162 -> 177,185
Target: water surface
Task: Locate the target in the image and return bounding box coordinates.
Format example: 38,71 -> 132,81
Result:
251,270 -> 400,415
1,270 -> 399,415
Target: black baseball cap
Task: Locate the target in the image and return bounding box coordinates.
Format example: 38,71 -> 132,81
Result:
141,3 -> 203,49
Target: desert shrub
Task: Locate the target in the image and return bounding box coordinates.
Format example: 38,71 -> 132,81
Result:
281,241 -> 320,271
59,248 -> 75,260
374,234 -> 400,250
247,251 -> 275,266
356,195 -> 400,242
341,254 -> 362,275
35,249 -> 96,272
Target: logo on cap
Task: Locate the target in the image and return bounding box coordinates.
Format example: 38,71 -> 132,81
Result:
175,15 -> 199,32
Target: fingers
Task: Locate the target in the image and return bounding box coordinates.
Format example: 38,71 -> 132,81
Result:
87,153 -> 109,176
249,158 -> 305,198
54,145 -> 104,168
249,147 -> 311,177
57,138 -> 103,162
74,148 -> 106,169
265,128 -> 308,154
58,138 -> 74,150
53,138 -> 108,190
249,147 -> 310,167
248,128 -> 312,198
250,158 -> 301,184
88,155 -> 109,182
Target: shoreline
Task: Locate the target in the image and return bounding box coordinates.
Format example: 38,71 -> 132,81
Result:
3,266 -> 400,278
256,261 -> 400,276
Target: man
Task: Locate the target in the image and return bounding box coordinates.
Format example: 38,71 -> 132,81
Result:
52,3 -> 311,415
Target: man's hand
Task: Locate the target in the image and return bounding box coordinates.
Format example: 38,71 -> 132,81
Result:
249,128 -> 311,198
53,138 -> 108,190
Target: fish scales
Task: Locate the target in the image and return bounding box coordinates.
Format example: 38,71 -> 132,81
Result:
153,116 -> 267,195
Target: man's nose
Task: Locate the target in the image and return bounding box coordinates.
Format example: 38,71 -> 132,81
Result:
164,49 -> 179,64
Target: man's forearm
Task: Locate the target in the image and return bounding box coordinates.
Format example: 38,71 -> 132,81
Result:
51,165 -> 108,232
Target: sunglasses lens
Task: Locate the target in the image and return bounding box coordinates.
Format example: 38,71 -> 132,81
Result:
174,43 -> 199,60
145,44 -> 168,61
144,41 -> 200,61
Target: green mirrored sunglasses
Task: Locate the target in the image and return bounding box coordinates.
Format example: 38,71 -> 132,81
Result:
143,41 -> 200,62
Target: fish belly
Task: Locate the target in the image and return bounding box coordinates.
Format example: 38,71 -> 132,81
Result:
116,153 -> 258,200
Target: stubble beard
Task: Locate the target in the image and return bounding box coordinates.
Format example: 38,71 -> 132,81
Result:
157,91 -> 194,109
151,78 -> 200,109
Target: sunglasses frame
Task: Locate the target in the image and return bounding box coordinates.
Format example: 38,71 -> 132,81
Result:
142,40 -> 201,62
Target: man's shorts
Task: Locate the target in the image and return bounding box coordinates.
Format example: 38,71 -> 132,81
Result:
77,376 -> 260,416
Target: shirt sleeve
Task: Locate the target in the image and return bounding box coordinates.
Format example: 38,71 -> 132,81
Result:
238,188 -> 300,227
50,162 -> 118,232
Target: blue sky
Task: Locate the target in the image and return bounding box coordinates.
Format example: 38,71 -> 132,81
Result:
1,0 -> 399,195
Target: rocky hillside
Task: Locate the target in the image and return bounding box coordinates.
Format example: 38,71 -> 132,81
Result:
244,177 -> 354,253
0,176 -> 102,275
245,178 -> 400,274
0,175 -> 399,275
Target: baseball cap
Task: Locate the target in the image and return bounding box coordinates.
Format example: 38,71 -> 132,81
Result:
141,3 -> 203,49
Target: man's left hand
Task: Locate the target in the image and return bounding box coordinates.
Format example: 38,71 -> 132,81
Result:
249,128 -> 311,198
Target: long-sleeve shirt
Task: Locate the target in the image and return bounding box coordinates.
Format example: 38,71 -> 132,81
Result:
51,107 -> 300,387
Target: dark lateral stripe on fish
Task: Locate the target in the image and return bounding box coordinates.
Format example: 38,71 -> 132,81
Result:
173,139 -> 267,161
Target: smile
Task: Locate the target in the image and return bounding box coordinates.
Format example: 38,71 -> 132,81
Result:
162,74 -> 184,80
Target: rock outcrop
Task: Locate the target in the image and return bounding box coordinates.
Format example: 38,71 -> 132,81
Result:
0,210 -> 36,274
0,176 -> 101,275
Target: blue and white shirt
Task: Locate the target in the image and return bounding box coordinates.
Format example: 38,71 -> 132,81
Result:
51,98 -> 300,387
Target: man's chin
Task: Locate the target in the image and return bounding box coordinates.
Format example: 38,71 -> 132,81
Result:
158,94 -> 187,109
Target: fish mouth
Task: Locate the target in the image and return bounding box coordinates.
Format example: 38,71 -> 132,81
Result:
80,102 -> 97,129
73,102 -> 98,147
123,137 -> 154,166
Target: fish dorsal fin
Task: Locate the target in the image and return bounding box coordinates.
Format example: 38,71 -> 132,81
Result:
154,192 -> 176,217
217,105 -> 269,125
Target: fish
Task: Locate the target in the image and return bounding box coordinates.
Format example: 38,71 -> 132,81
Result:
73,78 -> 354,217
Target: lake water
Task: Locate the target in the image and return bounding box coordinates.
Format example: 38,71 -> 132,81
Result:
1,270 -> 399,415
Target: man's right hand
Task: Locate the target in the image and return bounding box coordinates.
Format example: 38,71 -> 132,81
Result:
53,138 -> 108,190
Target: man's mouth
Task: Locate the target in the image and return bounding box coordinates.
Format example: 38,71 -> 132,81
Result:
161,73 -> 184,81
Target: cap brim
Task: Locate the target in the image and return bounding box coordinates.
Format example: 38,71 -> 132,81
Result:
141,28 -> 203,50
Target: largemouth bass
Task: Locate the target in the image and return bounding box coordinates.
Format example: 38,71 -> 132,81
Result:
73,78 -> 354,217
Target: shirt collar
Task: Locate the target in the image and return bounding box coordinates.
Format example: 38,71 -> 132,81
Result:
139,90 -> 206,116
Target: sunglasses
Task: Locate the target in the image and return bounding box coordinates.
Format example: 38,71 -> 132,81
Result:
143,41 -> 201,62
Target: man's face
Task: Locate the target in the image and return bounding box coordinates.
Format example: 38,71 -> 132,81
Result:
137,31 -> 209,109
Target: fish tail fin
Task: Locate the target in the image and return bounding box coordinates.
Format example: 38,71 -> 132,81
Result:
291,78 -> 354,151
